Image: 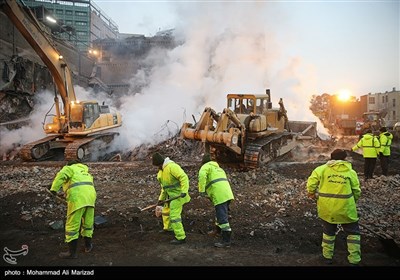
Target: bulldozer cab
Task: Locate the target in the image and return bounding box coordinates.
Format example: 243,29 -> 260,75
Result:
227,94 -> 269,115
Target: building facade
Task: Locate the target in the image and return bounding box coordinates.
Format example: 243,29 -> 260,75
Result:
365,88 -> 400,128
23,0 -> 118,52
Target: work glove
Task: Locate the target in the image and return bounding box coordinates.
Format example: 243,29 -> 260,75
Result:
307,192 -> 317,200
155,206 -> 163,217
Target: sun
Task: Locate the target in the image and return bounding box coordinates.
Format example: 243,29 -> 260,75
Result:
337,89 -> 351,102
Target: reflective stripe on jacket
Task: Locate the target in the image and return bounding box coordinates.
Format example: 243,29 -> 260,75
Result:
157,158 -> 190,203
198,161 -> 234,206
50,163 -> 96,215
352,133 -> 380,158
379,132 -> 393,156
306,160 -> 360,224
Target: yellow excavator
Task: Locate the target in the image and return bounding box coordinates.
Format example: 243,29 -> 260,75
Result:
181,89 -> 303,169
1,0 -> 122,161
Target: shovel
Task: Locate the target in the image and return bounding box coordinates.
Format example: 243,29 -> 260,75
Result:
45,188 -> 66,204
133,193 -> 186,214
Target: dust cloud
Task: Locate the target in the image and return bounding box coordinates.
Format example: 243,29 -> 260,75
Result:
117,2 -> 323,152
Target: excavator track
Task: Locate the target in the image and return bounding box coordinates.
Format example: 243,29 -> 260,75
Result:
19,135 -> 60,161
64,132 -> 119,161
20,132 -> 119,162
244,132 -> 297,169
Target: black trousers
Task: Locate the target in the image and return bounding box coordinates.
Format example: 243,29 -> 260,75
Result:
364,157 -> 377,179
379,155 -> 389,176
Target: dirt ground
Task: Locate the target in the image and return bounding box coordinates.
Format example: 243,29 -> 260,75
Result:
0,138 -> 399,276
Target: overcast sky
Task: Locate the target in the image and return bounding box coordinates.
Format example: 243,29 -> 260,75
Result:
95,0 -> 399,97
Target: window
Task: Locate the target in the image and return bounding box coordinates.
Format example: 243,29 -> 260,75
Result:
393,111 -> 396,119
369,97 -> 375,104
65,10 -> 72,15
393,99 -> 396,107
75,11 -> 87,16
56,9 -> 63,15
75,21 -> 88,26
382,96 -> 385,103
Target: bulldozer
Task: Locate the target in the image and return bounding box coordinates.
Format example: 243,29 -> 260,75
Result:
180,89 -> 308,169
361,111 -> 386,135
1,0 -> 122,161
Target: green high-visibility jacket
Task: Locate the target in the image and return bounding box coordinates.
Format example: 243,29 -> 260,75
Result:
307,160 -> 360,224
198,161 -> 234,206
352,133 -> 380,158
50,163 -> 96,216
157,158 -> 190,203
379,132 -> 393,156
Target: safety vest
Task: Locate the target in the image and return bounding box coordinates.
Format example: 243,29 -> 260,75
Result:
306,160 -> 361,224
50,163 -> 96,215
352,133 -> 380,158
157,158 -> 190,202
198,161 -> 234,206
379,132 -> 393,156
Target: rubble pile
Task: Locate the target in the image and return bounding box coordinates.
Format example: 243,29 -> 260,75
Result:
0,160 -> 398,246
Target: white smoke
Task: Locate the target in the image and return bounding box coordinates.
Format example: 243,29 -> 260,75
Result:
116,2 -> 321,152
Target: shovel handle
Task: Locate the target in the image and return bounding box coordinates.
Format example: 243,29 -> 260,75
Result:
45,188 -> 66,204
139,194 -> 185,212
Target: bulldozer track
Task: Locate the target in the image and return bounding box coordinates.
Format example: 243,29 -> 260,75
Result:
244,132 -> 296,169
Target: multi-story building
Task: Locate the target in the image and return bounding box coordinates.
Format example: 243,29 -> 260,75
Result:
364,87 -> 400,128
92,30 -> 179,95
23,0 -> 118,52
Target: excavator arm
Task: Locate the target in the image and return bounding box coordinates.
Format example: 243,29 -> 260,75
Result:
1,0 -> 76,134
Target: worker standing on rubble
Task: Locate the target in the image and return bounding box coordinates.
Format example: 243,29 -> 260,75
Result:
306,149 -> 361,265
50,160 -> 96,259
378,127 -> 393,176
198,154 -> 234,248
152,152 -> 191,245
352,129 -> 380,181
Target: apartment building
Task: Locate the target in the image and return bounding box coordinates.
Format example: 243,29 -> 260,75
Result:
364,87 -> 400,128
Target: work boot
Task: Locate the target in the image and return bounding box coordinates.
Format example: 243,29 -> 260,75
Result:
214,231 -> 231,248
170,238 -> 186,245
322,256 -> 333,265
84,237 -> 93,253
159,229 -> 173,234
59,239 -> 78,259
207,225 -> 221,237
